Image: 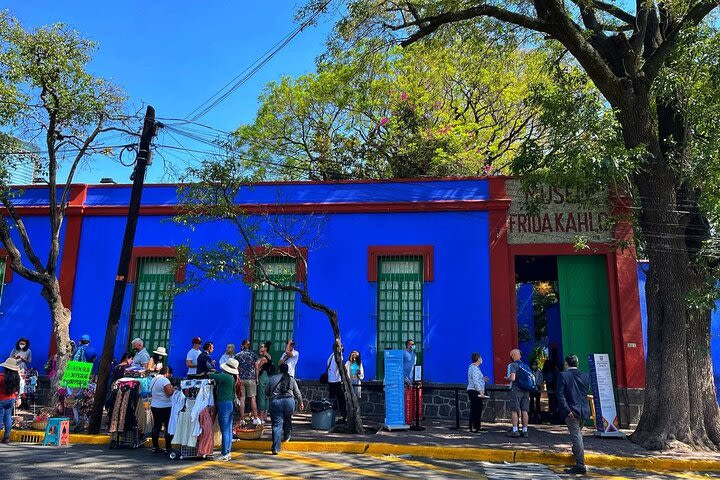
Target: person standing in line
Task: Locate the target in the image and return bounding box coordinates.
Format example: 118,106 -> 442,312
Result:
0,358 -> 20,444
344,350 -> 364,398
235,340 -> 259,419
131,338 -> 150,368
196,342 -> 215,375
529,360 -> 544,423
266,363 -> 304,455
403,339 -> 416,384
557,355 -> 591,475
147,347 -> 167,373
150,366 -> 175,454
506,348 -> 530,438
10,338 -> 32,371
72,335 -> 97,364
209,358 -> 239,462
256,342 -> 274,423
186,337 -> 202,375
278,339 -> 299,378
467,353 -> 489,433
326,348 -> 346,422
219,344 -> 235,366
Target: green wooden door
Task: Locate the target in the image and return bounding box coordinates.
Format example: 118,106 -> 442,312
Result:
557,255 -> 614,373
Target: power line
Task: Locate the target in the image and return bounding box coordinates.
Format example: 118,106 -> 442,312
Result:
184,0 -> 332,122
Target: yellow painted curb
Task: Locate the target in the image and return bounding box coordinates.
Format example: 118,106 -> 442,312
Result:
9,429 -> 720,472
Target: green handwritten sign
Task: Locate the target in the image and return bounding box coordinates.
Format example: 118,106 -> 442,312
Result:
60,361 -> 93,389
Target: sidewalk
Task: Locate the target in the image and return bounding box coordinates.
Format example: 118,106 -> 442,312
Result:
12,414 -> 720,472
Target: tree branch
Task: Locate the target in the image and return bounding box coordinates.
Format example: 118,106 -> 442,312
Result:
589,0 -> 636,24
0,195 -> 46,273
642,1 -> 718,80
0,217 -> 47,284
398,4 -> 549,47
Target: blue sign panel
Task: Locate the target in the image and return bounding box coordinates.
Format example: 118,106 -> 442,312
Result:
384,350 -> 408,430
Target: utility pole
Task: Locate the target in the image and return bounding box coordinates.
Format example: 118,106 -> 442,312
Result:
89,106 -> 160,433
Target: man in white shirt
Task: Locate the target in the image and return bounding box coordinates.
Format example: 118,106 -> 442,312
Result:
186,337 -> 202,375
279,339 -> 299,377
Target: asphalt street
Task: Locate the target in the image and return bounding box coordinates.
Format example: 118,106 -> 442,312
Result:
1,443 -> 718,480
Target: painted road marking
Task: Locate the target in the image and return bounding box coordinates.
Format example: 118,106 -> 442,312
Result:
156,461 -> 213,480
219,460 -> 303,479
375,454 -> 488,479
281,451 -> 415,479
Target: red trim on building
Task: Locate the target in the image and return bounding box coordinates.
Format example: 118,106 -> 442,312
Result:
127,247 -> 186,283
242,246 -> 309,283
366,246 -> 434,282
488,177 -> 514,383
0,249 -> 14,283
7,199 -> 510,217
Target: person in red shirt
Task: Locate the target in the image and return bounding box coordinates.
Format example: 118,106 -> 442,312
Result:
0,357 -> 21,444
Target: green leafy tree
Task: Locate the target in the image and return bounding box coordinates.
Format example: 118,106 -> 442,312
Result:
309,0 -> 720,450
234,38 -> 549,179
175,159 -> 365,434
0,13 -> 133,389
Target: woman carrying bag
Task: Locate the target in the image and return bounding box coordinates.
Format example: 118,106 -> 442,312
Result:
266,363 -> 303,455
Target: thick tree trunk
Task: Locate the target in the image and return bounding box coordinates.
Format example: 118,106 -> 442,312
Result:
621,106 -> 720,449
41,279 -> 73,394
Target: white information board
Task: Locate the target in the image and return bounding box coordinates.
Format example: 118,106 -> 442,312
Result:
588,353 -> 624,438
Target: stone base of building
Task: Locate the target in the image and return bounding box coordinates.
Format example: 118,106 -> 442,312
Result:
299,381 -> 645,427
300,380 -> 511,423
616,387 -> 644,428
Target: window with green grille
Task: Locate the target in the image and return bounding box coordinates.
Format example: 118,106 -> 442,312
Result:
251,257 -> 297,361
130,257 -> 176,352
377,256 -> 424,375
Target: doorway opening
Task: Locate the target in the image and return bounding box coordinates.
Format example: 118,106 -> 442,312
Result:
515,254 -> 615,421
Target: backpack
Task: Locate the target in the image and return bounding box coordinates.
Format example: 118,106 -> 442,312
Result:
73,345 -> 87,362
514,361 -> 538,392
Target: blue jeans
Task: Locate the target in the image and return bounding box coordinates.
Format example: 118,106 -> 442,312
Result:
269,397 -> 295,453
216,400 -> 233,456
0,398 -> 14,440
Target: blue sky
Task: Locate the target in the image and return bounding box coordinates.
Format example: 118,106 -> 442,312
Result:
4,1 -> 337,183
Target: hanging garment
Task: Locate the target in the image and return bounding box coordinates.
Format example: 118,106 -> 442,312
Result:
190,384 -> 215,437
167,390 -> 185,435
172,398 -> 198,448
196,406 -> 217,456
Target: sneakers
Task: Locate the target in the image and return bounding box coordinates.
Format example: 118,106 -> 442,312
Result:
271,450 -> 279,455
1,437 -> 10,444
564,466 -> 587,475
521,430 -> 528,438
215,453 -> 231,462
507,431 -> 521,438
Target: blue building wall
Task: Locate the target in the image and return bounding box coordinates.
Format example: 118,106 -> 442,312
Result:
0,216 -> 66,370
61,180 -> 493,384
637,262 -> 720,399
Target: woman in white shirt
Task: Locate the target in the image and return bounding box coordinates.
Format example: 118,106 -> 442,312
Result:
467,353 -> 488,433
150,366 -> 175,454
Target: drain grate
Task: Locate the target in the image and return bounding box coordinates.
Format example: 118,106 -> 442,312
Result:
17,432 -> 44,444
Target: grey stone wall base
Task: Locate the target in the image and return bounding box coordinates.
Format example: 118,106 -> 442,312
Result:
616,387 -> 644,428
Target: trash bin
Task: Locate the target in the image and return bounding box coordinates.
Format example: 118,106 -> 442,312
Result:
310,400 -> 336,430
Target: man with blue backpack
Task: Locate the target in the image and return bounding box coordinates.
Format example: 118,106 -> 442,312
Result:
506,348 -> 537,438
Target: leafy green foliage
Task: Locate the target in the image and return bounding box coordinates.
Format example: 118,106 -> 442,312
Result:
233,36 -> 550,179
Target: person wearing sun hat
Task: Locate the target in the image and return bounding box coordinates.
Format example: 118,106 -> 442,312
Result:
147,347 -> 168,373
209,357 -> 239,461
0,357 -> 21,444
